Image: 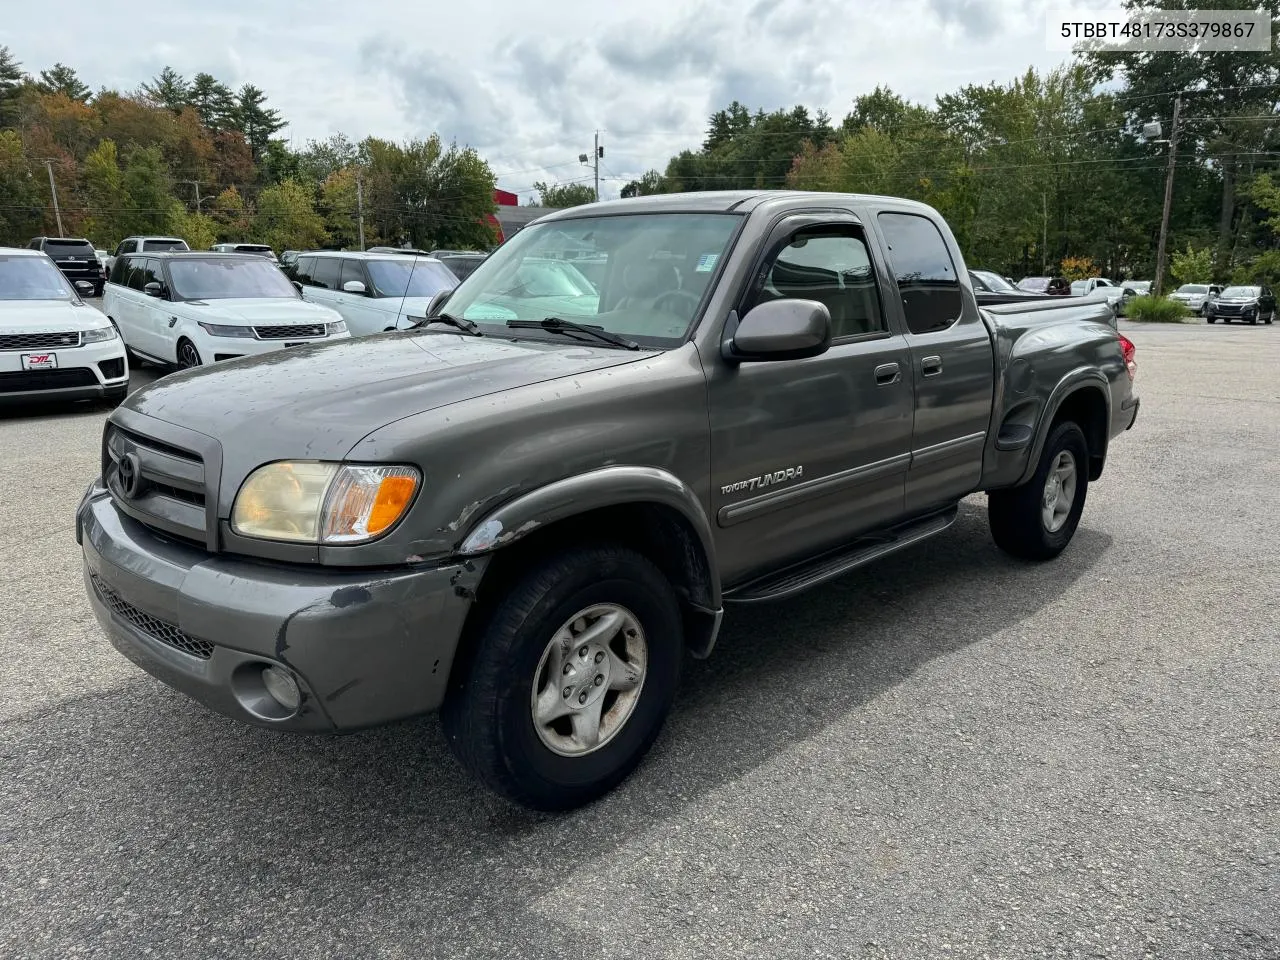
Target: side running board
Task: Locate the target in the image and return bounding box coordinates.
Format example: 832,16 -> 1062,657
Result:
723,506 -> 959,604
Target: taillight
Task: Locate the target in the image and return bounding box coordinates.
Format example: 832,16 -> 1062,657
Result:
1118,333 -> 1136,380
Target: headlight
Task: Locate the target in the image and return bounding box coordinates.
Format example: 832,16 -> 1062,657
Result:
231,461 -> 420,544
327,320 -> 348,335
198,322 -> 255,338
81,325 -> 117,343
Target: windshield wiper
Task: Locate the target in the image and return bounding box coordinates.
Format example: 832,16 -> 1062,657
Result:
506,317 -> 640,350
408,312 -> 483,336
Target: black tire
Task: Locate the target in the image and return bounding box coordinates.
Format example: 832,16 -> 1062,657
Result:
1266,311 -> 1274,325
988,421 -> 1089,561
176,338 -> 202,369
441,543 -> 683,811
1248,315 -> 1258,325
93,283 -> 104,298
1207,316 -> 1216,323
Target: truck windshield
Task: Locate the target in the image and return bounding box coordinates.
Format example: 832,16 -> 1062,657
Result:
445,212 -> 742,346
1177,284 -> 1208,294
141,239 -> 188,252
167,258 -> 299,300
0,255 -> 75,301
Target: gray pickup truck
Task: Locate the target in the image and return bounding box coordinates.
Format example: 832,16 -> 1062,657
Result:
77,191 -> 1140,810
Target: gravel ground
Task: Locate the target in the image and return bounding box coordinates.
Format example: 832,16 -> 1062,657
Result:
0,319 -> 1276,959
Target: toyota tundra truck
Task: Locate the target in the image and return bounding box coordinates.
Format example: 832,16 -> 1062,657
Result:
76,191 -> 1140,810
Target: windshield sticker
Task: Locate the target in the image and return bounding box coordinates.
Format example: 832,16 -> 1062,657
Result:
695,253 -> 719,272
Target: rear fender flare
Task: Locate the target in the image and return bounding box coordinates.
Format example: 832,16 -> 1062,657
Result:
457,465 -> 721,609
1017,369 -> 1111,487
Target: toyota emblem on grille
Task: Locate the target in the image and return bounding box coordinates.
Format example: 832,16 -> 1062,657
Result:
118,452 -> 143,498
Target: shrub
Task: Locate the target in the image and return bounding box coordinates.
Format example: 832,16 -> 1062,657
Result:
1125,295 -> 1188,323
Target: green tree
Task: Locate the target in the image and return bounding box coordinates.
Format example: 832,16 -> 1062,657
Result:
0,130 -> 44,244
81,139 -> 127,245
0,45 -> 26,125
210,185 -> 250,238
121,144 -> 182,236
141,66 -> 190,112
234,84 -> 286,159
1170,243 -> 1215,284
620,170 -> 666,197
1084,0 -> 1280,274
36,63 -> 90,102
252,178 -> 327,251
172,209 -> 218,250
319,166 -> 360,249
297,133 -> 361,187
188,72 -> 236,130
533,180 -> 597,207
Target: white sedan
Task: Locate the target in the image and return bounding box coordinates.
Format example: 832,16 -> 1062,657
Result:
103,252 -> 349,369
0,247 -> 129,406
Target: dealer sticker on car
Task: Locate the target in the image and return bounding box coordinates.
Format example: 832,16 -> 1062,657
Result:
21,353 -> 57,370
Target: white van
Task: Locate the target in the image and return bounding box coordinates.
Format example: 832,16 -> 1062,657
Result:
289,251 -> 458,337
103,252 -> 349,368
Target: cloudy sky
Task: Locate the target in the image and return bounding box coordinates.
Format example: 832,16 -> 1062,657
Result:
1,0 -> 1122,201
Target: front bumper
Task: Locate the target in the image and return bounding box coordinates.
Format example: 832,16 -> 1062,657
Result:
77,482 -> 486,732
0,340 -> 129,405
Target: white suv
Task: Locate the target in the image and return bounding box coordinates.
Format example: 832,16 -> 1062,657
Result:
289,251 -> 458,337
0,247 -> 129,406
103,252 -> 350,369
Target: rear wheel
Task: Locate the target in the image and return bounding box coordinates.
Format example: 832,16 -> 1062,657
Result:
988,421 -> 1089,561
1265,311 -> 1274,325
441,543 -> 683,811
176,338 -> 202,369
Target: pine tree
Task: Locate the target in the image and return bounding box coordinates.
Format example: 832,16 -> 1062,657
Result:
37,63 -> 90,102
0,45 -> 26,125
189,72 -> 236,130
234,84 -> 286,160
141,66 -> 190,112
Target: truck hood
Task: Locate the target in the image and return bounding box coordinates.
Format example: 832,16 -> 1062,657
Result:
176,298 -> 341,324
0,299 -> 113,333
119,330 -> 656,466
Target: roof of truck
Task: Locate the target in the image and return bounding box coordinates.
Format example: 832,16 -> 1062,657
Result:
533,190 -> 939,223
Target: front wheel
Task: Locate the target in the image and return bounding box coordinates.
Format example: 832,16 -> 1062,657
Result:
441,543 -> 683,811
1207,315 -> 1216,324
176,338 -> 202,369
988,421 -> 1089,561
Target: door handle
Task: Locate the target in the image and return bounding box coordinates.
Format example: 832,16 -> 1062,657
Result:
921,355 -> 943,377
874,362 -> 901,385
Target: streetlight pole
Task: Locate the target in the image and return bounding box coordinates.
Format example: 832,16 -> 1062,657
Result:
1153,94 -> 1183,298
41,160 -> 64,236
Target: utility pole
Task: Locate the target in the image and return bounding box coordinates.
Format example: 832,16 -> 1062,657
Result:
180,179 -> 205,210
41,160 -> 64,236
593,131 -> 600,202
1153,94 -> 1182,298
356,170 -> 366,251
1041,192 -> 1047,274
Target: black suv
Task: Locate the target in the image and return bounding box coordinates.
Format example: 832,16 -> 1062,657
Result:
1206,285 -> 1276,325
28,236 -> 106,296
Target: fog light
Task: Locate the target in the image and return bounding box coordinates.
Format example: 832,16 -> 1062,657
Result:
261,665 -> 301,711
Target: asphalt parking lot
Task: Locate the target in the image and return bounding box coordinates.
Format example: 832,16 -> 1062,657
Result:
1,317 -> 1277,959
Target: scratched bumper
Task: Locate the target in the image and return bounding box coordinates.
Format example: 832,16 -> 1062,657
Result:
77,481 -> 486,732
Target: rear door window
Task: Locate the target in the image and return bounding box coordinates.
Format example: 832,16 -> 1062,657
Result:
312,257 -> 340,290
125,258 -> 146,291
340,259 -> 368,291
877,212 -> 963,335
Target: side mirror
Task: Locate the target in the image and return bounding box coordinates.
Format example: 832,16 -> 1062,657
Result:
722,299 -> 832,363
342,280 -> 367,295
426,288 -> 452,318
144,281 -> 165,298
74,280 -> 94,296
292,280 -> 304,293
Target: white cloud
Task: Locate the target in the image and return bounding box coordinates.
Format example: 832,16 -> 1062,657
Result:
0,0 -> 1079,198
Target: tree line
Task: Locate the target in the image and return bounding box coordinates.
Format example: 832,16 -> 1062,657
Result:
619,1 -> 1280,287
0,50 -> 499,253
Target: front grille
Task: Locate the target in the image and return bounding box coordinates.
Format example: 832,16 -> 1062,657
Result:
0,368 -> 97,392
1214,304 -> 1245,314
103,424 -> 209,545
89,571 -> 214,660
254,324 -> 326,340
0,331 -> 82,350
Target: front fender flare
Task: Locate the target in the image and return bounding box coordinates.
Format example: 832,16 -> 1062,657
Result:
457,465 -> 721,609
